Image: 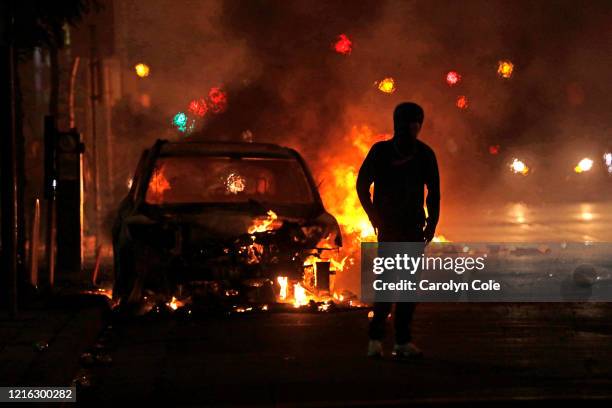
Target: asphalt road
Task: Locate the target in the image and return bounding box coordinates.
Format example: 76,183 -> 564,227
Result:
76,303 -> 612,406
78,200 -> 612,405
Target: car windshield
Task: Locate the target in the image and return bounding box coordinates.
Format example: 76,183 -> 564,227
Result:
145,155 -> 315,205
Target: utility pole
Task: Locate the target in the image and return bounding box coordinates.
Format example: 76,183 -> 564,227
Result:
1,5 -> 19,317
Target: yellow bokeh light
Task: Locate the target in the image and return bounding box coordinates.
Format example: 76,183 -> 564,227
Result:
497,60 -> 514,79
134,63 -> 150,78
377,77 -> 396,94
574,157 -> 593,173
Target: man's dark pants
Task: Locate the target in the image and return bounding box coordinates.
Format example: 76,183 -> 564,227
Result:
368,226 -> 424,345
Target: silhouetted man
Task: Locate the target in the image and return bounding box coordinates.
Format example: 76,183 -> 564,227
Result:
357,102 -> 440,358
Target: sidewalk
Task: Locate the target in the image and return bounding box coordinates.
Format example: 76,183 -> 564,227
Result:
0,293 -> 110,387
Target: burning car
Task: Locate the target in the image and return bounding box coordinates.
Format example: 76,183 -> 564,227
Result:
112,140 -> 342,309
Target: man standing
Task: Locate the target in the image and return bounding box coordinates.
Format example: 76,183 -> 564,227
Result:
356,102 -> 440,358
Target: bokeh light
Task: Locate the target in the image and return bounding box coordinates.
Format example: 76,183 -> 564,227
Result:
574,157 -> 594,173
377,77 -> 396,94
208,87 -> 228,113
172,112 -> 188,132
456,95 -> 468,109
134,63 -> 150,78
604,152 -> 612,174
510,158 -> 529,175
489,145 -> 500,155
446,71 -> 461,86
188,98 -> 208,117
497,60 -> 514,79
332,34 -> 352,55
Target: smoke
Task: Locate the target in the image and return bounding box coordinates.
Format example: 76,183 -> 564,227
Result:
118,0 -> 612,199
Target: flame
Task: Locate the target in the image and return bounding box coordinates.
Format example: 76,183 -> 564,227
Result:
293,283 -> 308,308
277,276 -> 288,300
431,235 -> 450,242
166,296 -> 184,311
318,126 -> 387,241
247,210 -> 280,234
377,77 -> 396,94
146,164 -> 171,203
497,60 -> 514,78
574,157 -> 594,173
330,256 -> 348,271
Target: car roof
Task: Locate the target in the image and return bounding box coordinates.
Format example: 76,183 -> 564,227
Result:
158,140 -> 296,158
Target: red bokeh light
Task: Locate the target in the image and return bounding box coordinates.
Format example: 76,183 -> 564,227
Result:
208,87 -> 228,114
188,98 -> 208,117
332,34 -> 352,55
446,71 -> 461,86
489,145 -> 500,155
456,95 -> 468,109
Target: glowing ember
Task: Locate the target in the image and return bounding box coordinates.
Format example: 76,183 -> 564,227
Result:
446,71 -> 461,86
277,276 -> 288,300
377,77 -> 396,94
293,283 -> 308,308
332,33 -> 352,55
497,60 -> 514,79
574,157 -> 594,173
489,145 -> 500,155
510,158 -> 529,175
456,95 -> 468,109
134,63 -> 150,78
188,98 -> 208,117
208,87 -> 228,113
247,210 -> 280,234
225,173 -> 246,193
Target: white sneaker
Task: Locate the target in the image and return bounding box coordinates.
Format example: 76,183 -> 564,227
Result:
393,342 -> 423,359
367,340 -> 383,358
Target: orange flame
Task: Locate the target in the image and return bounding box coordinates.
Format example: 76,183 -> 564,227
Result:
247,210 -> 280,234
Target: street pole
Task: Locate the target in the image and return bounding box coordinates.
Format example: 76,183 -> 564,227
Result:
89,25 -> 101,245
1,8 -> 19,317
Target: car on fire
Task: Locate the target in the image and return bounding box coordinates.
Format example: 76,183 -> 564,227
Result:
112,140 -> 342,308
